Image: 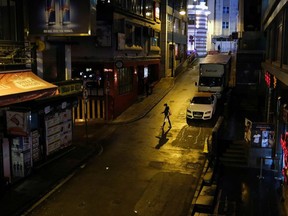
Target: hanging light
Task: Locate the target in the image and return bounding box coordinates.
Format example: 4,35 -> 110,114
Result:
179,8 -> 186,16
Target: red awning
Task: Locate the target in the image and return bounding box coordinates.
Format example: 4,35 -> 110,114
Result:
0,70 -> 58,107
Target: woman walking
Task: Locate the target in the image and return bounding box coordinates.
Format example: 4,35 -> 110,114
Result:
162,103 -> 172,128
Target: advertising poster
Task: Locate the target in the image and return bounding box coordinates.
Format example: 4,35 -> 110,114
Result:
6,111 -> 31,136
244,118 -> 252,143
29,0 -> 94,35
250,122 -> 274,148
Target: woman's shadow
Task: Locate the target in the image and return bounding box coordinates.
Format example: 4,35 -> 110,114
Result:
155,127 -> 171,149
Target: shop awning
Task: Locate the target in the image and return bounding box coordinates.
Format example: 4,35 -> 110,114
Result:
0,70 -> 58,107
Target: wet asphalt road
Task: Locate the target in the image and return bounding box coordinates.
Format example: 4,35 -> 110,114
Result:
25,66 -> 218,216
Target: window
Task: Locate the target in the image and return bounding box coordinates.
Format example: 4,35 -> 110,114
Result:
275,22 -> 282,63
0,0 -> 17,40
155,2 -> 160,20
125,23 -> 133,47
145,0 -> 153,19
181,21 -> 186,35
188,14 -> 196,25
118,67 -> 133,95
174,18 -> 180,34
135,0 -> 144,16
151,31 -> 160,47
125,23 -> 144,48
168,14 -> 173,32
135,26 -> 142,46
223,7 -> 229,14
270,26 -> 276,61
222,22 -> 229,29
283,10 -> 288,66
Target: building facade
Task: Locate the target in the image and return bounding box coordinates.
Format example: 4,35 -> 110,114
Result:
187,0 -> 210,56
207,0 -> 239,53
0,0 -> 78,188
160,0 -> 188,77
261,1 -> 288,212
27,0 -> 164,120
186,0 -> 238,56
0,0 -> 189,190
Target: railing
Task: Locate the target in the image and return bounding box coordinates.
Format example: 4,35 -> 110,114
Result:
0,42 -> 34,66
73,96 -> 105,122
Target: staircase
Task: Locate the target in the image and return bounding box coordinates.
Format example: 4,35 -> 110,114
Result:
220,140 -> 248,167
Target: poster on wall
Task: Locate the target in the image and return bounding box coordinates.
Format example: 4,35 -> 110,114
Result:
250,122 -> 274,148
6,111 -> 31,136
10,136 -> 32,178
29,0 -> 95,35
244,118 -> 252,143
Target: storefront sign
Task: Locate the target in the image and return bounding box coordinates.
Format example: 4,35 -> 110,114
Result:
58,83 -> 82,95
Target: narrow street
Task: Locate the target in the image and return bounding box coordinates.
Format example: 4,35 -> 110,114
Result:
25,65 -> 216,216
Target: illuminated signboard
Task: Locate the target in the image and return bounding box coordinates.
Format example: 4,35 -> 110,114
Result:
265,71 -> 277,88
29,0 -> 95,35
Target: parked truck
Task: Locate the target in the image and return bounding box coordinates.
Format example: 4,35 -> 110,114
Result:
196,54 -> 232,98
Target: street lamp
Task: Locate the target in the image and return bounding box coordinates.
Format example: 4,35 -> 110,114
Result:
171,3 -> 186,77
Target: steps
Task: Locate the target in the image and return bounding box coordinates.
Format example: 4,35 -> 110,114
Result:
220,140 -> 248,167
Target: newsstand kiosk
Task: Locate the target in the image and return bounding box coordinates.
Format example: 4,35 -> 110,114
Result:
0,71 -> 81,186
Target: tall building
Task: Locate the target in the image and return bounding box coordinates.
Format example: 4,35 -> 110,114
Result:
187,0 -> 239,55
207,0 -> 239,53
187,0 -> 210,56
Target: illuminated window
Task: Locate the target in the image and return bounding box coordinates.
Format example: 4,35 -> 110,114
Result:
135,0 -> 144,16
145,0 -> 153,19
155,2 -> 160,19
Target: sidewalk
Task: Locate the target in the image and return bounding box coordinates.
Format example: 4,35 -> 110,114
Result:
0,77 -> 175,216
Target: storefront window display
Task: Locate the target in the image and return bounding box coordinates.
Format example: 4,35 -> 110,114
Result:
281,132 -> 288,184
245,120 -> 275,148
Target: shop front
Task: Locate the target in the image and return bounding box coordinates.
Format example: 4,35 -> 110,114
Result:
71,59 -> 160,121
0,70 -> 80,188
